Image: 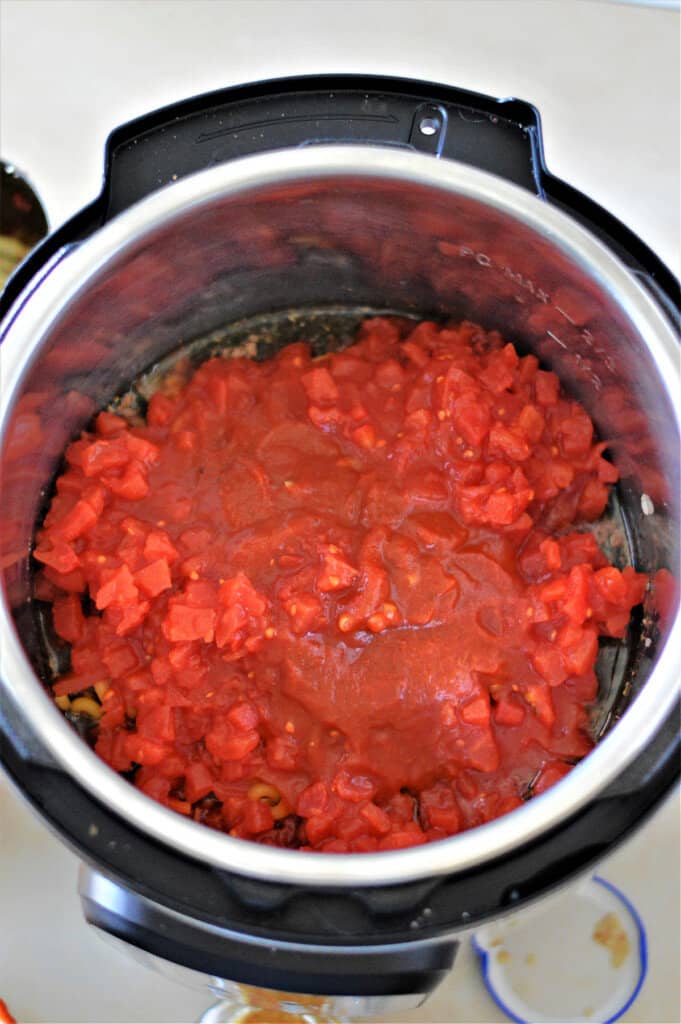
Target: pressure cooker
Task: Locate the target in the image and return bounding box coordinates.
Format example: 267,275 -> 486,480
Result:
1,76 -> 679,1021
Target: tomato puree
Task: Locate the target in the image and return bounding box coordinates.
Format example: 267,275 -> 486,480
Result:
35,318 -> 647,852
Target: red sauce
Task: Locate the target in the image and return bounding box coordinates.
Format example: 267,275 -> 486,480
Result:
36,319 -> 647,852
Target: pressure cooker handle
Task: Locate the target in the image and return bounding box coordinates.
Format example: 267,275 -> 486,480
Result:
102,74 -> 545,219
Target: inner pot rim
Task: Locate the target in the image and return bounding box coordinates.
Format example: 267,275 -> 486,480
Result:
1,145 -> 679,887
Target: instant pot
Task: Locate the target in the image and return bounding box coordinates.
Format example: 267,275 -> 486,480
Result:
1,76 -> 679,1021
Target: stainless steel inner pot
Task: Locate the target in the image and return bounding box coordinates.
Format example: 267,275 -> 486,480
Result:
0,146 -> 679,887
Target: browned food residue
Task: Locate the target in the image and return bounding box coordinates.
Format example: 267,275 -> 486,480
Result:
592,912 -> 630,967
236,986 -> 340,1023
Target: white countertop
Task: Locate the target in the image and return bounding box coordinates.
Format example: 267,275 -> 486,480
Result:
0,1 -> 679,1022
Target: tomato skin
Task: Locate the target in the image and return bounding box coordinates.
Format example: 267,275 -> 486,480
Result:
39,318 -> 649,852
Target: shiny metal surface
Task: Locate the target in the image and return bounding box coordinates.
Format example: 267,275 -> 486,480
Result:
79,865 -> 439,1015
1,146 -> 679,886
78,864 -> 448,956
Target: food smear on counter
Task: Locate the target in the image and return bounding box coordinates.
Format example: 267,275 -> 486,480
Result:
35,318 -> 647,852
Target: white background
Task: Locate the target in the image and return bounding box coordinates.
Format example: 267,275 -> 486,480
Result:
0,1 -> 679,1022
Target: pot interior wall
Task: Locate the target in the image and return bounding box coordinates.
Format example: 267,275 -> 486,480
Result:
2,174 -> 678,739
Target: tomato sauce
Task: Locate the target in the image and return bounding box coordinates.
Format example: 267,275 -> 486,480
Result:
35,318 -> 647,852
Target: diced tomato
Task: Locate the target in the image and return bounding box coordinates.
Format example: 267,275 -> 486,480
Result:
34,538 -> 81,574
95,565 -> 139,609
124,734 -> 170,766
305,814 -> 337,846
52,593 -> 85,643
460,694 -> 491,727
266,736 -> 299,771
110,599 -> 150,637
419,784 -> 461,832
297,782 -> 329,818
144,530 -> 179,563
147,392 -> 177,426
593,566 -> 627,605
184,761 -> 216,803
283,593 -> 323,635
242,798 -> 274,834
301,366 -> 339,404
488,423 -> 530,462
558,623 -> 599,676
101,640 -> 139,679
137,704 -> 176,743
379,830 -> 427,850
95,411 -> 128,435
227,701 -> 260,732
464,728 -> 500,772
534,370 -> 560,405
103,463 -> 150,500
540,577 -> 568,604
124,435 -> 159,465
533,760 -> 572,795
539,538 -> 561,572
317,546 -> 358,592
206,726 -> 260,762
494,697 -> 526,726
532,644 -> 568,687
578,478 -> 608,520
332,772 -> 376,803
452,397 -> 490,447
351,424 -> 377,449
516,404 -> 545,443
559,410 -> 593,457
80,438 -> 129,476
621,566 -> 648,607
162,605 -> 216,643
374,358 -> 406,391
401,340 -> 430,368
524,683 -> 556,727
563,564 -> 590,624
55,499 -> 98,541
135,558 -> 172,598
359,801 -> 392,835
219,573 -> 267,614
